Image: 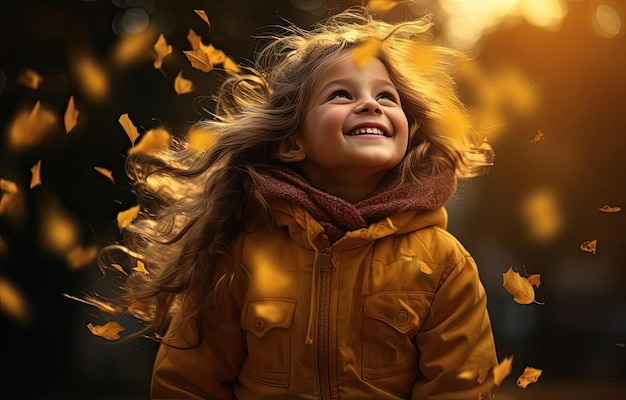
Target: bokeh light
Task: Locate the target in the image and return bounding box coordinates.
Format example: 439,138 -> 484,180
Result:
592,4 -> 622,39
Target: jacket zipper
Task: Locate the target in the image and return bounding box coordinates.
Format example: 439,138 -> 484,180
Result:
318,247 -> 333,400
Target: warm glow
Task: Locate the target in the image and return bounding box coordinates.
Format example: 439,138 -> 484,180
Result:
593,4 -> 622,39
520,187 -> 563,242
520,0 -> 568,31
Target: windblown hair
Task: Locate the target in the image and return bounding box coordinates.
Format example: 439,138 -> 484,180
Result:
95,7 -> 494,341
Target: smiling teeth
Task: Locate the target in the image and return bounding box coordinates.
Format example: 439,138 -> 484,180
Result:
347,127 -> 385,136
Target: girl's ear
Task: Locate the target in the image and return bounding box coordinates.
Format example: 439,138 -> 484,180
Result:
273,136 -> 305,163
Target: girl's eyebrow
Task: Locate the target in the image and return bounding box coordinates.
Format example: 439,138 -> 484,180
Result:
320,77 -> 396,92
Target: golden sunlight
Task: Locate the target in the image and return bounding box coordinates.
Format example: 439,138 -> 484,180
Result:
592,4 -> 622,39
520,0 -> 568,31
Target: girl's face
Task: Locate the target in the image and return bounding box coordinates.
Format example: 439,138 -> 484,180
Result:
292,54 -> 409,195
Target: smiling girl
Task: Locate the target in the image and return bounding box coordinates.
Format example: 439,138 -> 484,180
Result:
105,7 -> 498,400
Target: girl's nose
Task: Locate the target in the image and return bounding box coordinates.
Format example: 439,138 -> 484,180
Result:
358,99 -> 383,115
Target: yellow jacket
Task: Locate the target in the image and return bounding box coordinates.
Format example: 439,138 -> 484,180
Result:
151,201 -> 498,399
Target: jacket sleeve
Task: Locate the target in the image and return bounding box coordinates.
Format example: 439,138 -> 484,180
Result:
151,268 -> 246,400
412,251 -> 498,400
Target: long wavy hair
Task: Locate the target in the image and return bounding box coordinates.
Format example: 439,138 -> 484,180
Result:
93,7 -> 493,341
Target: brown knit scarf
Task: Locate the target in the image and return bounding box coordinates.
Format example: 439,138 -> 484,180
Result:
257,167 -> 457,243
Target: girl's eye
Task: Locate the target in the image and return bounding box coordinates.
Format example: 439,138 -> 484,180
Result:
329,90 -> 351,100
377,92 -> 397,102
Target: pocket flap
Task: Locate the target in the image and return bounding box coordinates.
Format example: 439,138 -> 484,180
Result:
363,292 -> 433,334
243,298 -> 296,338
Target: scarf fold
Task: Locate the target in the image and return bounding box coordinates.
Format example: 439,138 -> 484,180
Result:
257,167 -> 457,243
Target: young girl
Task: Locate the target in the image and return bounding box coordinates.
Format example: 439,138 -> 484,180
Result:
105,7 -> 498,400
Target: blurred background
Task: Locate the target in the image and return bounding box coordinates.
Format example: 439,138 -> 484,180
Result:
1,0 -> 625,398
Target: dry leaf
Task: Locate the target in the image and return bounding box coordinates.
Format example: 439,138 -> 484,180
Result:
194,9 -> 211,27
516,366 -> 542,388
17,67 -> 43,89
87,321 -> 125,341
66,245 -> 98,269
174,71 -> 195,95
493,356 -> 514,387
153,33 -> 172,70
110,263 -> 128,275
580,239 -> 597,254
223,56 -> 241,75
62,293 -> 119,315
184,49 -> 213,73
187,28 -> 202,50
187,127 -> 218,150
118,113 -> 140,145
0,276 -> 31,323
530,129 -> 544,144
117,204 -> 140,231
0,179 -> 18,214
128,128 -> 171,155
133,260 -> 149,275
40,197 -> 79,254
30,159 -> 42,189
94,167 -> 114,184
200,43 -> 226,64
111,29 -> 154,66
598,204 -> 621,213
72,54 -> 109,101
367,0 -> 403,12
526,273 -> 541,288
8,102 -> 58,150
503,267 -> 543,305
64,95 -> 79,134
352,38 -> 381,69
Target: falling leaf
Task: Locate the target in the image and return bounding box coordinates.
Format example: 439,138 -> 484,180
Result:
598,204 -> 621,213
194,9 -> 211,27
530,129 -> 544,144
39,197 -> 79,254
516,366 -> 542,388
30,159 -> 42,189
187,28 -> 203,50
133,260 -> 149,275
64,95 -> 79,134
580,239 -> 597,254
111,28 -> 154,66
94,167 -> 114,184
8,101 -> 58,150
352,38 -> 381,69
223,56 -> 241,75
66,245 -> 98,269
502,267 -> 543,305
493,356 -> 514,387
200,43 -> 227,64
118,113 -> 140,145
521,187 -> 563,242
16,67 -> 43,89
0,276 -> 31,324
174,71 -> 195,95
187,127 -> 218,150
367,0 -> 403,12
117,204 -> 140,231
153,33 -> 173,70
184,49 -> 213,73
128,128 -> 171,155
110,263 -> 128,275
0,179 -> 18,214
62,293 -> 119,315
72,53 -> 109,101
526,273 -> 541,288
87,321 -> 125,340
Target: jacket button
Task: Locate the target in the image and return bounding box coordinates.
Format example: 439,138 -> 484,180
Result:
254,318 -> 265,332
395,310 -> 409,325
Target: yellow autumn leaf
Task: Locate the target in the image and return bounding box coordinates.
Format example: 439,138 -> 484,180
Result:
153,33 -> 172,70
133,260 -> 149,275
0,276 -> 31,323
530,129 -> 544,144
8,101 -> 58,150
187,127 -> 218,150
580,239 -> 597,254
62,293 -> 120,315
117,204 -> 140,231
111,28 -> 154,66
352,38 -> 381,69
517,366 -> 542,388
174,71 -> 195,95
64,95 -> 79,134
0,179 -> 18,214
223,56 -> 241,75
40,197 -> 79,254
94,166 -> 114,184
502,267 -> 543,305
66,244 -> 98,269
17,67 -> 43,89
194,9 -> 211,27
187,28 -> 202,50
110,263 -> 128,275
493,356 -> 514,386
367,0 -> 403,12
184,49 -> 213,73
200,43 -> 226,65
72,53 -> 109,101
598,204 -> 621,212
87,321 -> 125,341
118,113 -> 140,145
128,128 -> 171,156
30,159 -> 42,189
526,273 -> 541,288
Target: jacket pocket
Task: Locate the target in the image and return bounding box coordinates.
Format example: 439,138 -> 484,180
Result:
362,292 -> 433,380
241,298 -> 296,388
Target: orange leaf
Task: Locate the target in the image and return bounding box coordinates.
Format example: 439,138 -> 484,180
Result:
493,356 -> 514,387
187,28 -> 202,50
87,321 -> 125,341
117,204 -> 140,231
8,102 -> 58,150
133,260 -> 149,275
72,54 -> 109,101
128,128 -> 171,155
367,0 -> 403,12
17,67 -> 43,89
66,244 -> 98,269
187,127 -> 218,150
502,267 -> 543,305
526,274 -> 541,288
30,159 -> 42,189
580,239 -> 597,254
153,33 -> 172,70
110,263 -> 128,275
530,129 -> 544,144
516,366 -> 542,388
223,56 -> 241,75
0,276 -> 31,323
598,204 -> 621,213
174,71 -> 195,95
184,49 -> 213,73
94,166 -> 114,184
64,95 -> 79,134
118,113 -> 140,145
111,28 -> 154,66
194,9 -> 211,27
352,38 -> 381,69
0,179 -> 19,214
199,43 -> 226,65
